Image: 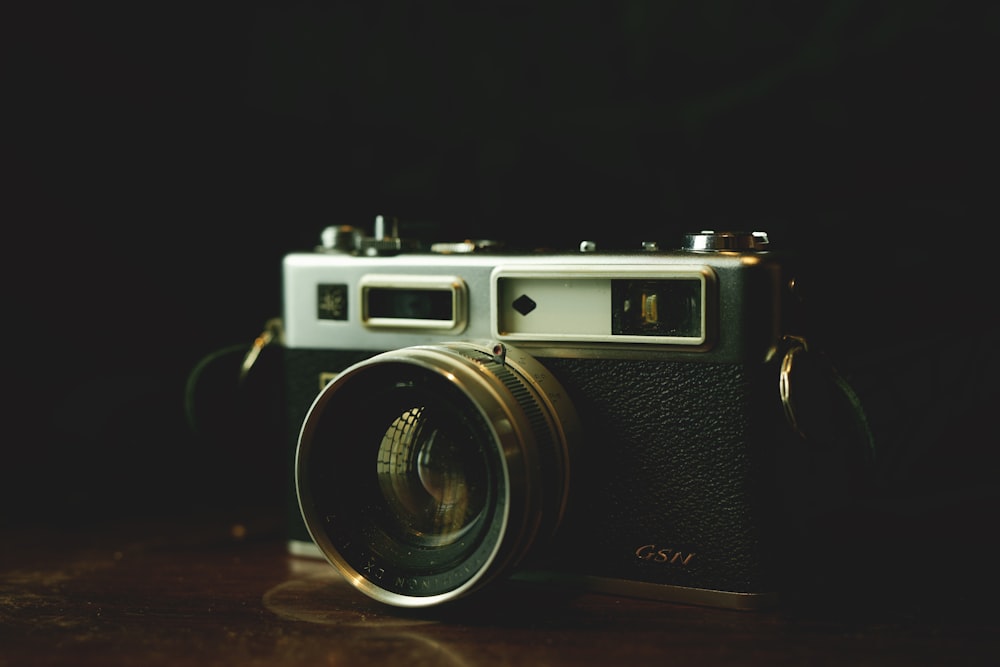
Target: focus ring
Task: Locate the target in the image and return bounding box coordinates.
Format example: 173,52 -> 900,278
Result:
464,349 -> 557,458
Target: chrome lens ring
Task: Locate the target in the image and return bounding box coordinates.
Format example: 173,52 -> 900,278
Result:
295,340 -> 579,607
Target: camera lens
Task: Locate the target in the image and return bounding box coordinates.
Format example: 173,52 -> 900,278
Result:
295,341 -> 579,607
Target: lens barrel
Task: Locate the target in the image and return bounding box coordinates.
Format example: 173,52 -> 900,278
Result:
295,341 -> 579,607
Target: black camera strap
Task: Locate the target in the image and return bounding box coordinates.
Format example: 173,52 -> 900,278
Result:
778,335 -> 876,459
183,318 -> 286,452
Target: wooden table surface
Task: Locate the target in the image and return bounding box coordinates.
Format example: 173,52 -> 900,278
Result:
2,506 -> 998,667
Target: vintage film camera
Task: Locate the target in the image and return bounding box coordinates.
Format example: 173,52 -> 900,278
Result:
282,216 -> 866,610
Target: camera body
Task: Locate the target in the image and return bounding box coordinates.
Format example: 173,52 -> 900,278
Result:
283,220 -> 818,610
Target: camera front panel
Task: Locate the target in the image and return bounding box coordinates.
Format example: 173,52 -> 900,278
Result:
282,233 -> 796,606
522,355 -> 785,603
286,345 -> 788,607
282,248 -> 787,365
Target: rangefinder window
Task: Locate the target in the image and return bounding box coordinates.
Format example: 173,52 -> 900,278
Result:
493,268 -> 709,345
361,274 -> 468,332
612,279 -> 702,338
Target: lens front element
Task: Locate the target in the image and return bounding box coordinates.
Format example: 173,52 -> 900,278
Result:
376,403 -> 489,548
295,341 -> 578,607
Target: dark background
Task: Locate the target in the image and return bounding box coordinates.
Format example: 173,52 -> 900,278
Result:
4,0 -> 997,588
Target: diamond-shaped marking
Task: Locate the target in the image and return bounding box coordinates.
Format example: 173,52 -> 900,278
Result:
512,294 -> 537,316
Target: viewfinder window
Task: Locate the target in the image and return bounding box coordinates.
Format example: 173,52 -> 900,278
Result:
361,275 -> 467,332
367,288 -> 454,321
